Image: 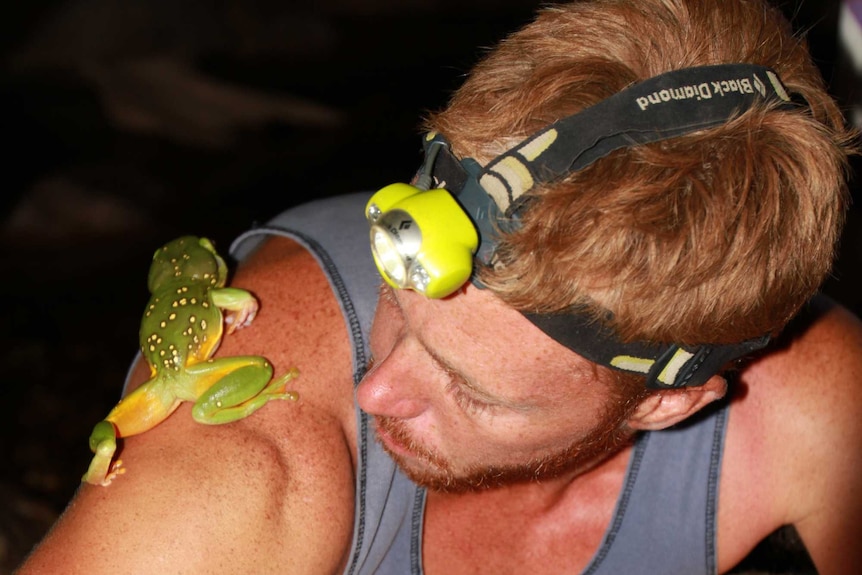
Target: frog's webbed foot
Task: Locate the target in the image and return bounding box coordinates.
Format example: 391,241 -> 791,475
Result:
82,420 -> 120,486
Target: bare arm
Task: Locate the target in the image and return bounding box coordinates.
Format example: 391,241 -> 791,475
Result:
721,297 -> 862,574
18,237 -> 358,575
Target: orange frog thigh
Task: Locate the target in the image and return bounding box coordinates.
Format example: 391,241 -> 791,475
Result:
105,380 -> 181,437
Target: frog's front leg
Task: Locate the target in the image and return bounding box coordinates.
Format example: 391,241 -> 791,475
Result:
212,287 -> 260,334
187,357 -> 299,424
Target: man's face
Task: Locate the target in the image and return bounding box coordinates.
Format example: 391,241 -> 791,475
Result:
356,284 -> 639,492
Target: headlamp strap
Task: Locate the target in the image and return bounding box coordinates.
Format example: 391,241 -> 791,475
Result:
478,64 -> 798,216
410,65 -> 789,385
422,133 -> 509,264
525,310 -> 771,388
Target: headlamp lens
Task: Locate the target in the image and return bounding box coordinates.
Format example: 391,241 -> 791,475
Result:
371,226 -> 408,287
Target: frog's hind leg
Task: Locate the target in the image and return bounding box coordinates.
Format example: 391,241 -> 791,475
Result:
82,420 -> 122,486
189,358 -> 299,425
82,381 -> 179,486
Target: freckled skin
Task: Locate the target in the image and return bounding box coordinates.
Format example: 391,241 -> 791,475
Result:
82,236 -> 298,486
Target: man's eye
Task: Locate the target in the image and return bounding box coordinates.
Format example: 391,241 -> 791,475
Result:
446,380 -> 495,415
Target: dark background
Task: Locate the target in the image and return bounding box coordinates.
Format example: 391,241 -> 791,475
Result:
0,1 -> 857,573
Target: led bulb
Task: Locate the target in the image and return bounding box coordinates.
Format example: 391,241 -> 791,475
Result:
366,203 -> 383,223
408,263 -> 430,293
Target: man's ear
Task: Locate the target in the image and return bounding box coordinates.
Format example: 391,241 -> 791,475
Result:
627,375 -> 728,431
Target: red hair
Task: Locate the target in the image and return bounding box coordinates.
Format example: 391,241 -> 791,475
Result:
427,0 -> 856,344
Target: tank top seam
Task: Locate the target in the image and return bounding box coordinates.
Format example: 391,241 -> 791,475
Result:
410,487 -> 427,574
705,406 -> 728,575
581,432 -> 651,575
347,412 -> 370,575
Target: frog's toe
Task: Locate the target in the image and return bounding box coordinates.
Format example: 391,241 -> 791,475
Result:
266,368 -> 300,401
101,460 -> 127,486
225,310 -> 257,333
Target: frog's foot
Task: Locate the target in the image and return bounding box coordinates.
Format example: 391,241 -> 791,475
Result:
224,299 -> 259,334
82,442 -> 117,486
264,367 -> 300,402
83,450 -> 127,487
101,459 -> 127,486
82,420 -> 118,486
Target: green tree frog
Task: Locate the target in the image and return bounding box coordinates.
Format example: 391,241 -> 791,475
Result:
82,236 -> 298,486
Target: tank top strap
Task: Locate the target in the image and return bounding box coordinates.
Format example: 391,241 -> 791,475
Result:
230,193 -> 424,575
583,403 -> 728,575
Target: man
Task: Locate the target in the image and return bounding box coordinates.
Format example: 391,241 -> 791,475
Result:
19,0 -> 861,573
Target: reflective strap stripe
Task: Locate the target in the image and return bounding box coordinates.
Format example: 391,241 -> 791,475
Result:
657,348 -> 695,386
610,355 -> 655,374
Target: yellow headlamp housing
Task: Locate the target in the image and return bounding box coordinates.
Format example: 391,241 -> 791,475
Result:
365,182 -> 479,299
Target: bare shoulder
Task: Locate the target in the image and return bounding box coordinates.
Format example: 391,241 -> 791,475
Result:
19,236 -> 358,575
719,296 -> 862,574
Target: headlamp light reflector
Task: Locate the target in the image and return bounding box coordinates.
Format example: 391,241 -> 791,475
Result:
370,225 -> 409,287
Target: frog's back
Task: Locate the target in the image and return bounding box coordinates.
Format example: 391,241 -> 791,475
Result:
139,236 -> 227,372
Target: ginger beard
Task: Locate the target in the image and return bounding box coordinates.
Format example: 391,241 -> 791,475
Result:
373,398 -> 639,493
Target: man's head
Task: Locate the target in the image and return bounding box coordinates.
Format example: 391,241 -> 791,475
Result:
358,0 -> 855,491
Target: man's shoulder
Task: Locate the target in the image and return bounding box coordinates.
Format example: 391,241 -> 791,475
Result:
738,295 -> 862,410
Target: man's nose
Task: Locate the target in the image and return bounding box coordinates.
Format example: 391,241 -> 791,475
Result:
356,346 -> 432,420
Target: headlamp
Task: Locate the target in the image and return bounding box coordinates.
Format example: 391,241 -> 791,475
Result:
366,64 -> 796,387
366,183 -> 478,298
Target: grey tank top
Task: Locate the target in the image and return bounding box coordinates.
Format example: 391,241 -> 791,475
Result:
230,192 -> 729,575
